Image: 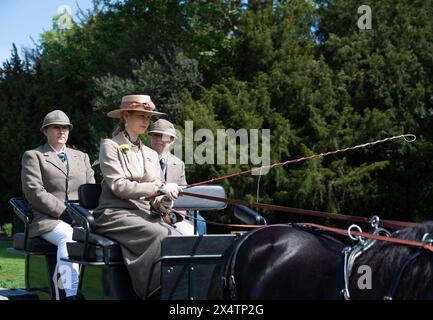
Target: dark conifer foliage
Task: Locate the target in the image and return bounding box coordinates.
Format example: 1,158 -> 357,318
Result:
1,0 -> 432,226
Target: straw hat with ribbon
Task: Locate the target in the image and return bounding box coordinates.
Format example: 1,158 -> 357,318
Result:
107,95 -> 165,118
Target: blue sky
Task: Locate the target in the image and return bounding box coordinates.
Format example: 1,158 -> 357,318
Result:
0,0 -> 94,65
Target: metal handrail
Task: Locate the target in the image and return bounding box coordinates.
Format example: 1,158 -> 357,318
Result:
9,197 -> 32,251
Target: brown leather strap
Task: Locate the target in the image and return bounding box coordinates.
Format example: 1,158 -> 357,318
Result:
170,208 -> 262,228
171,207 -> 432,251
301,222 -> 433,252
171,207 -> 433,251
181,191 -> 416,230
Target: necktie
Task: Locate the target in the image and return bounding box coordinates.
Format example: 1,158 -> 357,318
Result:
160,157 -> 166,173
58,152 -> 68,167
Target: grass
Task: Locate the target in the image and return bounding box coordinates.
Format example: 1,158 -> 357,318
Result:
0,241 -> 25,289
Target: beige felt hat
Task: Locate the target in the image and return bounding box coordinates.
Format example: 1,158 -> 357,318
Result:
107,95 -> 165,118
149,119 -> 177,139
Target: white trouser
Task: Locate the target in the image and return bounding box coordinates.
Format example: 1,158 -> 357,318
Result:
41,221 -> 79,298
174,219 -> 194,235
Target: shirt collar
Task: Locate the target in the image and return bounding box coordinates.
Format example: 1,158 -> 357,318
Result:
49,144 -> 66,154
158,153 -> 168,163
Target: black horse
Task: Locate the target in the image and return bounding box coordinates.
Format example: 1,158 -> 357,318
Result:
208,222 -> 433,300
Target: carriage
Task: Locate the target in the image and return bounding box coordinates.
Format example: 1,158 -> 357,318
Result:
2,133 -> 431,300
1,184 -> 266,300
2,184 -> 433,300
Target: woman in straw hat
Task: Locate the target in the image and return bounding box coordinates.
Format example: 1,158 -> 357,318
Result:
21,110 -> 95,299
92,95 -> 184,299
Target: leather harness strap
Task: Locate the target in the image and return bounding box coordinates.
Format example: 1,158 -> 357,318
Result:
221,225 -> 272,299
180,191 -> 416,230
172,192 -> 430,252
301,223 -> 433,252
337,227 -> 391,300
383,248 -> 425,300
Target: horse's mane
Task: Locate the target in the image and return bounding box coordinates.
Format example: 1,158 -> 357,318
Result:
351,221 -> 433,299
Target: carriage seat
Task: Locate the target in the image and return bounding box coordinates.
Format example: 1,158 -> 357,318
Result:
65,183 -> 229,264
13,233 -> 57,253
68,227 -> 123,263
9,197 -> 56,255
65,183 -> 122,264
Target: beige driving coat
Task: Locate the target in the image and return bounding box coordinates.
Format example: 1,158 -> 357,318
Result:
21,143 -> 95,238
92,132 -> 179,299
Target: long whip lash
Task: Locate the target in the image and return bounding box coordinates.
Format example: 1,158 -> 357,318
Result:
185,134 -> 416,188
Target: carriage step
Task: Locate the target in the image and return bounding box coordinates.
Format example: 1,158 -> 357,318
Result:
0,289 -> 38,300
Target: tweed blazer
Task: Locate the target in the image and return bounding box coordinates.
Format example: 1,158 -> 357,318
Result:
95,132 -> 162,213
21,143 -> 95,237
163,153 -> 187,186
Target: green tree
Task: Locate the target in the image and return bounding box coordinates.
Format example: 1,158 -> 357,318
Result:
316,0 -> 433,220
92,48 -> 202,129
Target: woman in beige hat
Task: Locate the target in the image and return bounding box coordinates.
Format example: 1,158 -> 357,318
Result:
92,95 -> 184,299
21,110 -> 95,299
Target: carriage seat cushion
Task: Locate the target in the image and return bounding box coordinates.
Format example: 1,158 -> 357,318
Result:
72,227 -> 120,247
13,233 -> 57,254
67,227 -> 122,263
